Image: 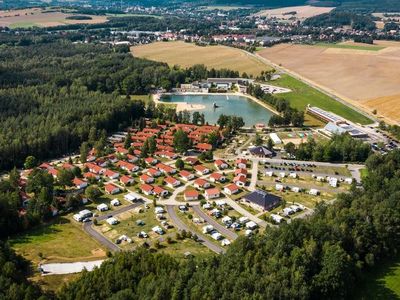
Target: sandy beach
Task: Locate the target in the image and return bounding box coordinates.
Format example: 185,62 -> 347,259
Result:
152,92 -> 279,115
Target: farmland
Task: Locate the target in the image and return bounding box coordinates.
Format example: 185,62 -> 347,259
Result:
254,5 -> 335,20
258,41 -> 400,124
272,74 -> 373,125
132,41 -> 270,76
0,7 -> 108,28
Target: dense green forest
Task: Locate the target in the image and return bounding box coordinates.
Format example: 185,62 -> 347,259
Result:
57,150 -> 400,299
0,241 -> 44,299
303,11 -> 376,30
0,40 -> 238,170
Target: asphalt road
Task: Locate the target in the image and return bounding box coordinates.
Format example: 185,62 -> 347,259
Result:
166,205 -> 225,254
192,205 -> 238,240
83,200 -> 145,252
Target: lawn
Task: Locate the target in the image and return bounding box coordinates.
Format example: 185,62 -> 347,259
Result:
315,42 -> 385,51
132,41 -> 270,76
354,255 -> 400,299
10,217 -> 105,265
272,74 -> 373,125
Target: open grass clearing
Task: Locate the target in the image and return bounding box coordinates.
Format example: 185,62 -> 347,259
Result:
315,42 -> 385,51
9,216 -> 106,265
271,74 -> 372,125
354,255 -> 400,299
132,41 -> 270,76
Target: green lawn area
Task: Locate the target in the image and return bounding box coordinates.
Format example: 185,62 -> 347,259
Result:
354,255 -> 400,299
9,217 -> 105,265
9,22 -> 40,29
272,74 -> 373,125
315,42 -> 385,51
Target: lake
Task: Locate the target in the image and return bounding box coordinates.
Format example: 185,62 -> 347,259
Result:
160,94 -> 274,126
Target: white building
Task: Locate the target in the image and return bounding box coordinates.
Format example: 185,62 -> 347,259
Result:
97,203 -> 109,212
269,133 -> 282,144
106,217 -> 119,225
309,188 -> 320,196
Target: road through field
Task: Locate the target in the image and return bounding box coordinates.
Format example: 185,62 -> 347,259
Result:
247,50 -> 376,124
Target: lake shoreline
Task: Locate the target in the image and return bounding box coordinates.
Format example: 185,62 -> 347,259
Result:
153,92 -> 279,115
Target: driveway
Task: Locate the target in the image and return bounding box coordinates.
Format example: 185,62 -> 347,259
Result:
166,205 -> 225,254
192,205 -> 238,240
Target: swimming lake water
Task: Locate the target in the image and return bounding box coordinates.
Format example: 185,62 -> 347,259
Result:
161,94 -> 274,126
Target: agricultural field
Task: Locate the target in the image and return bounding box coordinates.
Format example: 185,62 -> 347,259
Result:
132,41 -> 270,76
254,5 -> 335,20
271,74 -> 372,125
0,7 -> 108,28
258,41 -> 400,124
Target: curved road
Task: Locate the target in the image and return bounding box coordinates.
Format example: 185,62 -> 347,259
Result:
192,205 -> 238,240
166,205 -> 225,254
83,201 -> 144,252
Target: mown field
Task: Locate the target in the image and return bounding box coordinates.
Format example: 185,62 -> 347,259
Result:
354,255 -> 400,299
272,74 -> 373,125
9,216 -> 106,291
132,41 -> 270,76
315,42 -> 386,51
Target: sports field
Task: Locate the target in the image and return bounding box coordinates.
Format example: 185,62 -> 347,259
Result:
258,41 -> 400,124
132,41 -> 270,76
0,7 -> 108,28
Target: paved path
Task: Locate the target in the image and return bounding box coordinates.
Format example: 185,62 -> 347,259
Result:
166,205 -> 225,254
83,201 -> 144,252
249,160 -> 258,191
192,205 -> 238,240
40,260 -> 104,275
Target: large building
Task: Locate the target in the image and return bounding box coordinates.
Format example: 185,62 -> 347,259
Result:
242,190 -> 281,211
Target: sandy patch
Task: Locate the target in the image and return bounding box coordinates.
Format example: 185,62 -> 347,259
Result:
258,43 -> 400,123
254,5 -> 334,20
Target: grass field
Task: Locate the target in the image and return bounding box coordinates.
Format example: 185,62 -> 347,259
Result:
10,217 -> 105,265
272,74 -> 373,125
354,255 -> 400,299
132,41 -> 270,76
315,42 -> 385,51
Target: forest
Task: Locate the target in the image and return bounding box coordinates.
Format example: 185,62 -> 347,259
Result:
0,40 -> 237,170
303,11 -> 376,30
54,149 -> 400,299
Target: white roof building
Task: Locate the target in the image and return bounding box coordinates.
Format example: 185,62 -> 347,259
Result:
106,217 -> 119,225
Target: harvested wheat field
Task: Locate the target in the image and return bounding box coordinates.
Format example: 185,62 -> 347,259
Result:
132,41 -> 270,76
258,41 -> 400,123
0,7 -> 108,28
254,5 -> 334,20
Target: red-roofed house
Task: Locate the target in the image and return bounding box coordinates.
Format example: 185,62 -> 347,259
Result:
156,163 -> 176,175
48,168 -> 59,179
196,143 -> 213,152
235,168 -> 248,178
194,165 -> 210,176
224,183 -> 239,195
83,172 -> 99,180
236,158 -> 248,169
127,154 -> 139,163
145,157 -> 158,165
73,177 -> 88,189
140,174 -> 154,184
153,186 -> 169,198
116,147 -> 129,155
205,188 -> 220,200
179,170 -> 195,181
62,163 -> 74,170
39,162 -> 53,170
209,172 -> 226,183
164,176 -> 181,188
105,183 -> 120,195
116,161 -> 139,172
185,157 -> 199,165
85,163 -> 105,175
104,169 -> 120,179
120,175 -> 134,185
194,178 -> 210,189
233,175 -> 247,187
147,168 -> 162,177
140,184 -> 154,196
214,159 -> 228,170
184,190 -> 199,201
